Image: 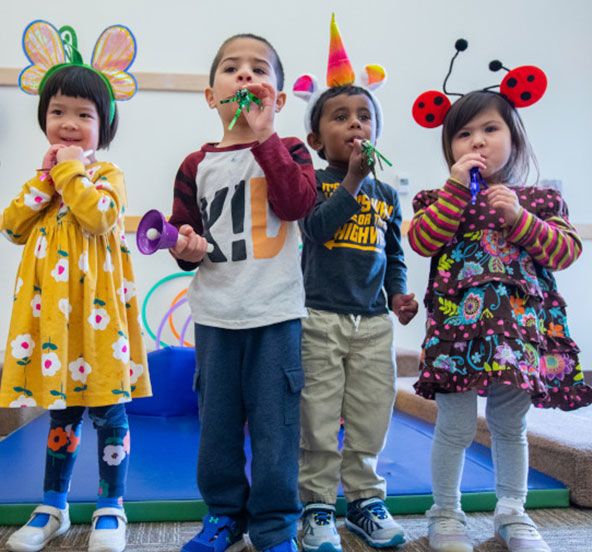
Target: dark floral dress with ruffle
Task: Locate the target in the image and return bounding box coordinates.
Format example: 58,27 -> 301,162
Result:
412,184 -> 591,410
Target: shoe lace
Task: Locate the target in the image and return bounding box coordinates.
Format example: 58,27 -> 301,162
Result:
312,510 -> 332,526
435,518 -> 466,535
367,502 -> 388,520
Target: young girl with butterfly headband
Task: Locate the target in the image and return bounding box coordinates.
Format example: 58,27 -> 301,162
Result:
1,20 -> 151,552
409,39 -> 592,552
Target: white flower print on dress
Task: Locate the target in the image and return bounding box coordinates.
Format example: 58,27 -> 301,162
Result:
41,352 -> 61,377
103,251 -> 114,273
80,177 -> 93,189
58,298 -> 72,320
24,186 -> 51,211
97,196 -> 112,212
48,398 -> 67,410
117,279 -> 137,304
78,251 -> 89,273
69,357 -> 92,383
103,444 -> 126,466
10,395 -> 37,407
11,334 -> 35,359
51,258 -> 69,282
34,235 -> 48,259
112,334 -> 130,363
14,277 -> 23,296
129,361 -> 144,384
30,294 -> 42,318
95,179 -> 113,191
88,308 -> 110,331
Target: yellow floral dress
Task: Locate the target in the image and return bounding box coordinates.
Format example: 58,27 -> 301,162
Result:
0,159 -> 151,409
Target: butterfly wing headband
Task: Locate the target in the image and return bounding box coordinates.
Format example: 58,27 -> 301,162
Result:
19,20 -> 138,122
292,13 -> 387,138
412,38 -> 547,128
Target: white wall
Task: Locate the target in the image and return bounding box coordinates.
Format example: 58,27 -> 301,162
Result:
1,0 -> 590,369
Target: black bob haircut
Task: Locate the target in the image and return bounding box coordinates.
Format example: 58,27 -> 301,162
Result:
209,34 -> 285,91
37,65 -> 118,149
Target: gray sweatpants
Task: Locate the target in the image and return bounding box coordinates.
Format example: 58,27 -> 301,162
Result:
432,384 -> 532,511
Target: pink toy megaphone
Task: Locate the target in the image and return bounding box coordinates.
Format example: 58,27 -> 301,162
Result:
136,210 -> 213,255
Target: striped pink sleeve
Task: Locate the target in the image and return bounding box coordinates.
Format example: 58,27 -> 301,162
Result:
408,180 -> 471,257
505,208 -> 582,270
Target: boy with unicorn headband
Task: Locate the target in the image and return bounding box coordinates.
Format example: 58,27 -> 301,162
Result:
293,14 -> 418,552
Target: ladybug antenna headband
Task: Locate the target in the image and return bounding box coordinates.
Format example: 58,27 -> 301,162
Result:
412,38 -> 547,128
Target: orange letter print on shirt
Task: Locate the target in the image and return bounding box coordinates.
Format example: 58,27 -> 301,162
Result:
250,177 -> 287,259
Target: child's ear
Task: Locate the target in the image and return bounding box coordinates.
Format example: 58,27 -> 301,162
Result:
307,132 -> 323,152
274,91 -> 287,113
204,87 -> 217,109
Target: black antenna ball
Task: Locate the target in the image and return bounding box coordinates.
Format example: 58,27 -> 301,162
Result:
489,60 -> 503,72
455,39 -> 468,52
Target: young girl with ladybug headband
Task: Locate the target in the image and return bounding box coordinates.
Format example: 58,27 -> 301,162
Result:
409,39 -> 592,552
1,21 -> 151,552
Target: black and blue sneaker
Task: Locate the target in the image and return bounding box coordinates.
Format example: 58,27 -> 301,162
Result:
302,503 -> 342,552
181,514 -> 246,552
345,498 -> 405,548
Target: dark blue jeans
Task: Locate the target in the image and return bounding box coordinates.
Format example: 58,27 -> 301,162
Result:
44,404 -> 130,500
194,320 -> 303,550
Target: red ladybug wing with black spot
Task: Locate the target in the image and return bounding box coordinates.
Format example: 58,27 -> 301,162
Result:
500,65 -> 547,108
412,90 -> 452,128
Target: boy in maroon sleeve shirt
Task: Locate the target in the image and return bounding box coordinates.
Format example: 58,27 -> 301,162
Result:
168,34 -> 316,552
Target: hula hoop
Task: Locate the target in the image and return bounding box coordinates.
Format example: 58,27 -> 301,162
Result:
155,297 -> 189,350
168,288 -> 191,346
141,272 -> 194,348
179,314 -> 194,348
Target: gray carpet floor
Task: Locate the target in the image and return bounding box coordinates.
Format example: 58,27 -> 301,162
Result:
1,507 -> 591,551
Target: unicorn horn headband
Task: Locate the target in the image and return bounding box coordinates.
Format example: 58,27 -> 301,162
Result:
293,13 -> 387,138
412,38 -> 547,128
19,20 -> 138,123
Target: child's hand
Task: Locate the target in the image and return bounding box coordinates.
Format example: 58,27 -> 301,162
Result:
41,144 -> 66,171
486,184 -> 522,227
171,224 -> 210,263
450,153 -> 487,186
56,146 -> 90,166
341,139 -> 371,195
241,83 -> 281,143
391,293 -> 418,325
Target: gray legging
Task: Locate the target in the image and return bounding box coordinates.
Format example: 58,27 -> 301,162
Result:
431,384 -> 532,511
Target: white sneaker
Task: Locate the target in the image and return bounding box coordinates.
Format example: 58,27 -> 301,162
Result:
302,503 -> 342,552
7,504 -> 70,552
494,514 -> 551,552
345,497 -> 405,547
426,506 -> 472,552
88,507 -> 128,552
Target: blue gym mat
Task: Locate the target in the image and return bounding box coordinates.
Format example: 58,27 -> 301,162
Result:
0,347 -> 568,524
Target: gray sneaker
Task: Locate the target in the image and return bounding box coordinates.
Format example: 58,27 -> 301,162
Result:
426,506 -> 473,552
301,503 -> 342,552
494,513 -> 551,552
345,498 -> 405,548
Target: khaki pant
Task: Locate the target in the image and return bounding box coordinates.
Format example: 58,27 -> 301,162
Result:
299,308 -> 397,504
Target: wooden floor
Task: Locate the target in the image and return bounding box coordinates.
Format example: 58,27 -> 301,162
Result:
1,507 -> 591,551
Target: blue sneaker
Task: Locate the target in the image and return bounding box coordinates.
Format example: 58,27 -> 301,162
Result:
262,538 -> 299,552
181,514 -> 246,552
302,503 -> 342,552
345,498 -> 405,548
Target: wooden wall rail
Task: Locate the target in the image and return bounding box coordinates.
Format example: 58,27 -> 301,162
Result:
0,67 -> 207,93
124,216 -> 592,240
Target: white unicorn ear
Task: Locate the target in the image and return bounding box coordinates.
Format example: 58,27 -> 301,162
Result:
359,64 -> 387,91
293,74 -> 319,102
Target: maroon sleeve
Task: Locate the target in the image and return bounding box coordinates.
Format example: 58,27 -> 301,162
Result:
251,134 -> 316,220
168,150 -> 205,271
